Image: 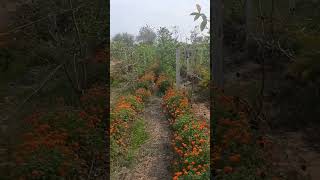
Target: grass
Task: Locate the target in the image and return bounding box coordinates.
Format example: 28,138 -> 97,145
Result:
110,118 -> 149,180
127,118 -> 149,164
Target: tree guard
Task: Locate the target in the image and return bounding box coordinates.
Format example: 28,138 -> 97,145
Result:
176,47 -> 204,89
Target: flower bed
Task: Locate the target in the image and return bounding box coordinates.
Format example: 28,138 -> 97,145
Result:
111,71 -> 155,151
110,94 -> 144,152
162,88 -> 210,179
110,70 -> 156,174
212,93 -> 272,180
14,85 -> 107,179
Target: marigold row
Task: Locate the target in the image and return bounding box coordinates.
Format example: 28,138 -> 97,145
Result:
162,87 -> 210,180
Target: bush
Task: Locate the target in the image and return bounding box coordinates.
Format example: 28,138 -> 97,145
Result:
156,74 -> 172,95
135,88 -> 152,101
136,71 -> 156,89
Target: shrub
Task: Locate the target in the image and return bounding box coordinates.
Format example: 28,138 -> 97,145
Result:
135,88 -> 152,101
137,71 -> 156,89
156,74 -> 171,95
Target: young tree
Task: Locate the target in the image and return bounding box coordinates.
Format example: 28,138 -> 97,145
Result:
156,27 -> 177,78
157,27 -> 176,44
136,25 -> 156,45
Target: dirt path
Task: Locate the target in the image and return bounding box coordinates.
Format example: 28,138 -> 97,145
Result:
123,96 -> 173,180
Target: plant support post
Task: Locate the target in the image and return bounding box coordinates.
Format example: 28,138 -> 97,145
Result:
176,48 -> 181,88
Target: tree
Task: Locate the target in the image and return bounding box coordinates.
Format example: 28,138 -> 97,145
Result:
136,25 -> 156,45
156,27 -> 177,78
190,26 -> 204,44
157,27 -> 176,44
112,32 -> 135,46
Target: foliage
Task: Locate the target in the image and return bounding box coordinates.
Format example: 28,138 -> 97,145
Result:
112,33 -> 135,47
110,39 -> 157,81
190,4 -> 209,32
135,88 -> 152,101
14,85 -> 107,179
110,70 -> 155,175
137,71 -> 156,89
197,66 -> 210,88
162,88 -> 210,179
126,119 -> 149,162
11,0 -> 107,66
136,25 -> 157,45
286,31 -> 320,82
155,74 -> 172,95
212,92 -> 272,180
156,27 -> 178,79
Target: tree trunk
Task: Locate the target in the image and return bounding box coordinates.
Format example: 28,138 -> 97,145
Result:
212,0 -> 224,88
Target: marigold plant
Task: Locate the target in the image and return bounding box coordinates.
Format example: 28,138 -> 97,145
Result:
15,85 -> 107,179
162,87 -> 210,179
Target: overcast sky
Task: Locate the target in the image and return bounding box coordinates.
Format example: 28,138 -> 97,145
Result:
110,0 -> 210,42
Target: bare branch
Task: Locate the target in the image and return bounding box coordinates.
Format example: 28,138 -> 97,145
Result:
16,63 -> 65,110
0,2 -> 93,37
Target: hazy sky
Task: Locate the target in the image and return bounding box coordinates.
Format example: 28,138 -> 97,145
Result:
110,0 -> 210,42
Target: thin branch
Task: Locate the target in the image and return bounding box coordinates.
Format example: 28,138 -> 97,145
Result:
16,63 -> 65,110
277,40 -> 294,60
73,53 -> 80,91
69,0 -> 83,56
63,64 -> 81,94
0,2 -> 93,37
87,156 -> 95,180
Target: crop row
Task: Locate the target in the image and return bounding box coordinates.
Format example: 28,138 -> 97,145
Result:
110,69 -> 155,172
160,81 -> 210,180
212,92 -> 272,180
14,84 -> 107,179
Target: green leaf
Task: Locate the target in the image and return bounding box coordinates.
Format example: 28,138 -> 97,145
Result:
200,20 -> 207,31
190,12 -> 198,16
196,4 -> 201,12
201,14 -> 207,21
194,14 -> 201,21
